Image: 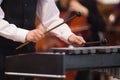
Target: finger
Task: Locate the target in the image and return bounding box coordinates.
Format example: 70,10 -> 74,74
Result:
78,36 -> 86,43
75,36 -> 85,42
74,36 -> 86,45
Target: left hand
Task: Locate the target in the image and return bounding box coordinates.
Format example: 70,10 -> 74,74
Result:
68,34 -> 86,46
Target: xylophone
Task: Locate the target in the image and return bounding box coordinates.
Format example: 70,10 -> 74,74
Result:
1,45 -> 120,80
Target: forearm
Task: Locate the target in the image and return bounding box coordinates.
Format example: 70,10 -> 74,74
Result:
0,19 -> 29,43
0,6 -> 29,42
37,0 -> 74,43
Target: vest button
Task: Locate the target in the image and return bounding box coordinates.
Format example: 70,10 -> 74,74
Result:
25,19 -> 28,22
24,4 -> 28,7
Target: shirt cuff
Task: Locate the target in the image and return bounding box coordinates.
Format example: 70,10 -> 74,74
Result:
60,31 -> 74,44
14,28 -> 29,43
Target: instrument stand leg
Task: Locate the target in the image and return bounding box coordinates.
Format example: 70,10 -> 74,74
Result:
75,70 -> 101,80
0,54 -> 5,80
75,70 -> 92,80
91,71 -> 101,80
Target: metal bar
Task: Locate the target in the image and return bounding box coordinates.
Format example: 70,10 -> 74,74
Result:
5,72 -> 65,78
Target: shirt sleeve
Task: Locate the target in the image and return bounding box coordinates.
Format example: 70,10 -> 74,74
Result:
0,0 -> 3,4
36,0 -> 74,43
0,7 -> 29,43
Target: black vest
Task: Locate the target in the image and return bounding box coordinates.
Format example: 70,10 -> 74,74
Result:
0,0 -> 37,55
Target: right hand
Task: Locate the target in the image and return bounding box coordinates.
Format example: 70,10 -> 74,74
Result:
26,28 -> 45,42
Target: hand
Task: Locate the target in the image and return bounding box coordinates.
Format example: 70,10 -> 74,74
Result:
26,28 -> 45,42
68,34 -> 86,46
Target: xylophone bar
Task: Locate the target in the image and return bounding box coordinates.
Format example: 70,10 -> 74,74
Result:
5,52 -> 65,79
50,46 -> 120,54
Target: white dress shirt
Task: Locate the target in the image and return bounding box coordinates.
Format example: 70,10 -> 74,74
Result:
0,0 -> 73,43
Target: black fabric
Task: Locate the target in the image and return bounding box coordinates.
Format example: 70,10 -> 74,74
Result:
0,0 -> 37,55
78,0 -> 106,32
0,54 -> 5,80
1,0 -> 37,29
77,0 -> 106,42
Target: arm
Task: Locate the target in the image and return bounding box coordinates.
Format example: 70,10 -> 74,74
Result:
37,0 -> 85,44
0,7 -> 29,43
0,5 -> 45,43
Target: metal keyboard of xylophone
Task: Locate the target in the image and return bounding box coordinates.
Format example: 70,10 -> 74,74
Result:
50,45 -> 120,55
